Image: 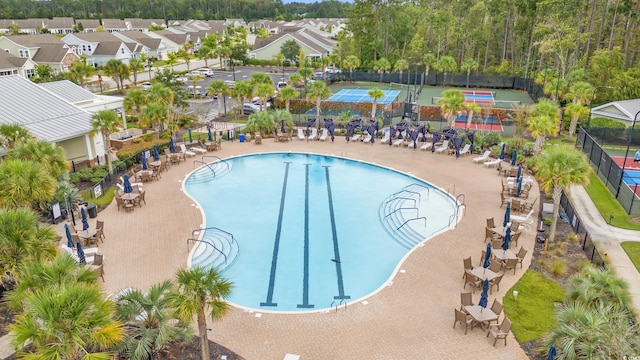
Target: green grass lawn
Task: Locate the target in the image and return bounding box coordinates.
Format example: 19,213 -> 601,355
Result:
80,186 -> 116,207
621,242 -> 640,273
503,270 -> 564,343
584,171 -> 640,230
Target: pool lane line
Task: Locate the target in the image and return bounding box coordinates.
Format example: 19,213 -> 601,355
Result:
298,163 -> 314,308
323,166 -> 351,301
260,161 -> 291,307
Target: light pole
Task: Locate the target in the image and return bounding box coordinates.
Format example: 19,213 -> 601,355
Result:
617,110 -> 640,198
587,86 -> 614,126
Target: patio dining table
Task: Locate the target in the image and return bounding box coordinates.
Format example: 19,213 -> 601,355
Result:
493,249 -> 517,262
121,193 -> 140,203
470,267 -> 499,282
464,305 -> 498,329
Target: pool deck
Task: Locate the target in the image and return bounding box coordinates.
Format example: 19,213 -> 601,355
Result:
67,137 -> 536,359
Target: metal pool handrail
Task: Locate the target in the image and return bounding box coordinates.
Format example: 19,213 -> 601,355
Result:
192,160 -> 216,177
192,227 -> 237,246
187,238 -> 228,264
202,155 -> 230,169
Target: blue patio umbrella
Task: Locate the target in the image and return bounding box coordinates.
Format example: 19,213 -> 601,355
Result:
281,119 -> 285,134
153,145 -> 160,161
483,242 -> 492,270
511,149 -> 517,166
516,177 -> 523,197
431,132 -> 442,153
207,126 -> 213,141
453,136 -> 464,158
479,279 -> 490,310
64,224 -> 73,248
388,127 -> 397,146
123,174 -> 133,194
169,137 -> 176,153
467,131 -> 475,152
409,129 -> 419,149
502,227 -> 512,250
499,143 -> 506,160
141,153 -> 147,171
547,345 -> 557,360
188,128 -> 193,143
368,122 -> 376,144
516,164 -> 522,180
503,203 -> 511,228
81,207 -> 89,231
76,241 -> 86,265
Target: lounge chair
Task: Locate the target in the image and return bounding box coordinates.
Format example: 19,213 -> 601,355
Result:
308,128 -> 318,141
380,132 -> 390,144
350,134 -> 361,142
420,142 -> 433,151
297,128 -> 306,141
472,150 -> 492,163
392,138 -> 404,146
458,144 -> 472,156
484,158 -> 502,168
487,317 -> 512,346
362,133 -> 372,143
319,128 -> 328,141
510,209 -> 535,225
189,145 -> 207,154
179,143 -> 196,158
435,140 -> 450,153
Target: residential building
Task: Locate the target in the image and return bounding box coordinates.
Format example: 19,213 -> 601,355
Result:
61,32 -> 143,67
590,100 -> 640,127
249,28 -> 336,61
0,34 -> 79,74
0,50 -> 36,77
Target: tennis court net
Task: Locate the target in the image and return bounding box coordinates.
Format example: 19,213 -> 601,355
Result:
431,97 -> 521,108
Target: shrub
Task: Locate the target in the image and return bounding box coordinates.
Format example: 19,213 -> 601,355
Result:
589,117 -> 625,128
520,142 -> 535,156
551,260 -> 567,277
116,139 -> 170,160
566,232 -> 579,243
544,217 -> 552,226
69,165 -> 109,184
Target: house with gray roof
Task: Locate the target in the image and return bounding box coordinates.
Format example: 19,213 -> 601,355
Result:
0,75 -> 107,163
112,30 -> 169,60
0,34 -> 80,74
61,32 -> 141,66
125,18 -> 166,32
590,99 -> 640,127
249,28 -> 336,62
102,19 -> 128,33
44,17 -> 75,34
148,30 -> 191,56
74,19 -> 101,32
0,50 -> 36,77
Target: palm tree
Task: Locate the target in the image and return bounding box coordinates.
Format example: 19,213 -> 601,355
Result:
115,280 -> 192,360
373,58 -> 391,83
422,53 -> 437,85
368,87 -> 385,120
343,55 -> 360,83
0,123 -> 31,149
306,81 -> 331,127
460,58 -> 478,88
528,99 -> 561,154
564,103 -> 589,137
465,103 -> 481,129
0,208 -> 57,286
0,159 -> 57,209
197,45 -> 215,68
169,267 -> 233,360
250,71 -> 272,86
124,89 -> 148,120
437,89 -> 465,128
565,266 -> 631,308
394,59 -> 408,83
270,109 -> 294,133
129,58 -> 145,86
10,281 -> 124,358
165,52 -> 179,70
147,83 -> 174,107
437,55 -> 457,85
567,81 -> 594,106
10,139 -> 68,179
68,59 -> 95,86
255,82 -> 274,111
232,80 -> 253,116
288,73 -> 304,89
246,111 -> 274,135
207,80 -> 229,116
278,86 -> 299,112
91,109 -> 123,175
102,59 -> 130,93
535,145 -> 590,243
140,103 -> 168,137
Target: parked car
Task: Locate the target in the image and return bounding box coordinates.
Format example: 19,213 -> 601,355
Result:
141,81 -> 152,91
174,75 -> 188,83
224,80 -> 235,89
324,66 -> 341,74
187,70 -> 203,79
313,71 -> 324,80
276,81 -> 287,90
242,103 -> 261,115
197,68 -> 214,77
187,86 -> 204,96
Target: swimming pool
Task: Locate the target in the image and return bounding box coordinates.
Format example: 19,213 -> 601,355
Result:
184,152 -> 460,312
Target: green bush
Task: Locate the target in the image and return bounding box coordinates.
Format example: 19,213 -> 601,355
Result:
589,117 -> 625,128
520,142 -> 535,156
245,58 -> 279,67
475,131 -> 501,150
69,165 -> 109,184
116,139 -> 170,160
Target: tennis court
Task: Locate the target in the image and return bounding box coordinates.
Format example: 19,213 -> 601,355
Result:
454,115 -> 503,131
328,89 -> 400,104
460,90 -> 495,105
610,155 -> 640,196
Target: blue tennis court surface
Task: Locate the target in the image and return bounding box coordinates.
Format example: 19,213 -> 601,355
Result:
623,170 -> 640,185
328,89 -> 400,104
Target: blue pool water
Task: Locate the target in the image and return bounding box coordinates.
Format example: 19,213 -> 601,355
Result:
184,153 -> 459,312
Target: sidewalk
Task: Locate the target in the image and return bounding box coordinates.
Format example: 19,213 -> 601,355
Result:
569,185 -> 640,314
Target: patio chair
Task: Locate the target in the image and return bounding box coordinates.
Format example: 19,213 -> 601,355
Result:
510,221 -> 521,232
516,247 -> 528,268
489,299 -> 503,324
523,197 -> 538,213
134,190 -> 146,207
460,292 -> 474,311
497,162 -> 508,176
489,261 -> 502,273
96,220 -> 105,242
486,217 -> 495,229
319,128 -> 328,141
500,192 -> 511,208
435,140 -> 450,154
463,271 -> 481,293
501,258 -> 519,275
90,254 -> 105,282
489,274 -> 503,294
508,167 -> 518,177
472,150 -> 491,163
297,128 -> 306,141
485,227 -> 502,243
479,250 -> 486,267
380,132 -> 390,144
510,231 -> 522,247
462,256 -> 474,278
511,199 -> 525,213
454,308 -> 474,335
115,196 -> 134,212
87,228 -> 102,247
487,317 -> 512,346
140,172 -> 152,182
491,239 -> 502,249
458,144 -> 471,156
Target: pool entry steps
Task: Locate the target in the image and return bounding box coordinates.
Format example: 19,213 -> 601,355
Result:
379,183 -> 433,249
188,227 -> 239,272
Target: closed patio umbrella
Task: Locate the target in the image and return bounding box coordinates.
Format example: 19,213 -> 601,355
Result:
169,137 -> 176,153
64,224 -> 73,248
516,177 -> 523,197
207,126 -> 213,141
502,228 -> 511,250
76,241 -> 86,265
188,128 -> 193,143
511,149 -> 517,166
467,131 -> 475,152
503,203 -> 511,228
479,279 -> 489,311
483,243 -> 492,270
123,175 -> 133,194
547,345 -> 557,360
516,164 -> 522,180
81,207 -> 89,231
141,153 -> 147,171
499,143 -> 505,160
388,126 -> 397,146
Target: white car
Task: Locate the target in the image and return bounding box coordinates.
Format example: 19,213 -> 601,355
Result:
187,70 -> 202,79
276,81 -> 287,90
324,66 -> 341,74
141,81 -> 152,91
197,68 -> 214,77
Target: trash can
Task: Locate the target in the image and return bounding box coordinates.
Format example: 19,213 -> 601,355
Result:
239,133 -> 245,143
87,204 -> 98,219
